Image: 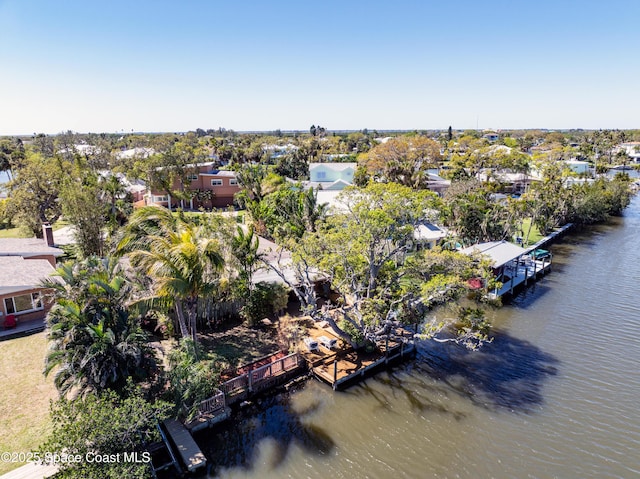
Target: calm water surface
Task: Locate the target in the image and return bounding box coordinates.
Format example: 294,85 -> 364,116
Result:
199,197 -> 640,479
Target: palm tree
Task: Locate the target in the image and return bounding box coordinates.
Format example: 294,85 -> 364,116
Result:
99,174 -> 127,233
117,207 -> 225,345
301,187 -> 328,233
231,225 -> 262,290
43,258 -> 155,397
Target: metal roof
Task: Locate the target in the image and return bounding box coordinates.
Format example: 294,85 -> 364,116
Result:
461,240 -> 527,268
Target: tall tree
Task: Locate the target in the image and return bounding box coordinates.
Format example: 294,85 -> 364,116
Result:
231,225 -> 262,292
117,207 -> 226,345
41,386 -> 170,479
364,136 -> 442,188
264,183 -> 494,347
60,164 -> 106,257
6,151 -> 66,237
0,138 -> 24,180
43,258 -> 157,397
99,174 -> 129,234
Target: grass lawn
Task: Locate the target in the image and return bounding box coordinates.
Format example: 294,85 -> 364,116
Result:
198,319 -> 282,370
0,227 -> 26,238
0,332 -> 57,475
0,220 -> 69,239
518,218 -> 544,246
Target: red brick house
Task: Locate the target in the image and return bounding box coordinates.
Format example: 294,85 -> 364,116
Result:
0,229 -> 63,330
145,162 -> 241,210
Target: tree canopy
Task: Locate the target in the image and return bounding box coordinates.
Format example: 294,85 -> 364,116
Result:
268,183 -> 494,349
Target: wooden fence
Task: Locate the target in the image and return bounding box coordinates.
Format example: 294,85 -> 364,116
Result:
220,373 -> 249,396
220,352 -> 302,397
195,389 -> 226,418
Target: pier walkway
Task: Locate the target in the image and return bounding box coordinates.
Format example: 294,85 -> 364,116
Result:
162,419 -> 207,473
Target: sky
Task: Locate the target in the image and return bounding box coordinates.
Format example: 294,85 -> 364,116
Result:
1,0 -> 639,134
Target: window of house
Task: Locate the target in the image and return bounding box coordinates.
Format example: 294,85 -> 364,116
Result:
316,171 -> 326,180
229,179 -> 238,186
187,174 -> 199,181
4,292 -> 43,315
153,195 -> 168,202
211,179 -> 224,186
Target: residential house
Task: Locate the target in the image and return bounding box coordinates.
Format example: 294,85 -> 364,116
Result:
145,162 -> 241,210
614,142 -> 640,163
293,163 -> 358,212
424,172 -> 451,196
477,170 -> 538,195
309,162 -> 357,188
0,225 -> 63,329
115,147 -> 156,160
482,132 -> 500,142
564,159 -> 590,175
413,223 -> 447,250
264,143 -> 299,160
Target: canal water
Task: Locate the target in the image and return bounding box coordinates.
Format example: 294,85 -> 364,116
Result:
199,197 -> 640,479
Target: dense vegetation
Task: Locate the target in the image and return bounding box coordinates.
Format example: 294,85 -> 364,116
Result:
0,127 -> 635,477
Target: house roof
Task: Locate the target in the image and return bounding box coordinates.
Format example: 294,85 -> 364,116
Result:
413,223 -> 447,241
0,238 -> 64,257
316,190 -> 348,213
0,257 -> 56,294
200,170 -> 237,177
115,147 -> 156,159
321,179 -> 352,190
309,162 -> 357,171
461,240 -> 527,268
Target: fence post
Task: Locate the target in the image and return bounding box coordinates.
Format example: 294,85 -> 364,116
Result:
385,336 -> 389,364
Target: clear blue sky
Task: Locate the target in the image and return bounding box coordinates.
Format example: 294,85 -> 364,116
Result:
1,0 -> 639,134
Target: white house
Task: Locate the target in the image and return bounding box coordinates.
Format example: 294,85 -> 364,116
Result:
615,142 -> 640,163
564,159 -> 590,175
115,147 -> 156,160
309,163 -> 357,187
413,223 -> 447,250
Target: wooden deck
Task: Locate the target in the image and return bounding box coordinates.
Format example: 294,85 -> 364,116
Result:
0,319 -> 45,341
185,390 -> 231,432
219,352 -> 304,405
490,257 -> 551,298
298,319 -> 415,390
0,463 -> 57,479
163,419 -> 207,473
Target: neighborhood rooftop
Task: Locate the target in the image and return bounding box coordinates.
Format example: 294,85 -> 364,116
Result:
461,240 -> 528,268
0,257 -> 56,294
0,238 -> 65,257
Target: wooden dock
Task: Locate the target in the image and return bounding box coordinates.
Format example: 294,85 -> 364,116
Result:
490,256 -> 552,298
185,389 -> 231,432
0,463 -> 57,479
163,419 -> 207,473
298,319 -> 415,390
219,352 -> 305,405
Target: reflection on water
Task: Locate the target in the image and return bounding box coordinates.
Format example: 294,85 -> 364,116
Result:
199,394 -> 334,477
414,331 -> 559,413
203,197 -> 640,479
